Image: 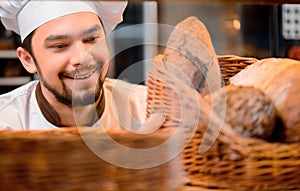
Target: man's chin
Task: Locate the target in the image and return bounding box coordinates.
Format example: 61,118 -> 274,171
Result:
71,92 -> 99,107
66,74 -> 104,107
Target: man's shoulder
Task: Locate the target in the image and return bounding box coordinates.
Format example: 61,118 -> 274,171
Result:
103,78 -> 147,104
104,78 -> 147,91
98,79 -> 148,129
0,81 -> 38,111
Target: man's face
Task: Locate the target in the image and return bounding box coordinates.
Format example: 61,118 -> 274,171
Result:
31,12 -> 109,107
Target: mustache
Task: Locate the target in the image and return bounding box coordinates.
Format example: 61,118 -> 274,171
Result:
59,61 -> 106,78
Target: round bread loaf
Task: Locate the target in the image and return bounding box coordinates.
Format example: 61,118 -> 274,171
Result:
230,58 -> 300,143
205,85 -> 276,140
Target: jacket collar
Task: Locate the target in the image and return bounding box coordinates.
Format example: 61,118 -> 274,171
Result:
35,82 -> 105,127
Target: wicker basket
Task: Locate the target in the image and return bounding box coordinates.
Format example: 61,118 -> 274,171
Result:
181,55 -> 300,190
218,55 -> 258,85
0,127 -> 184,191
146,54 -> 300,190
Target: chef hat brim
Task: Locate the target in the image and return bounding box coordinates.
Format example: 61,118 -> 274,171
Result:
0,0 -> 127,42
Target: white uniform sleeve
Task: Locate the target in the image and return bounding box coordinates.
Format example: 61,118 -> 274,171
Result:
94,78 -> 147,131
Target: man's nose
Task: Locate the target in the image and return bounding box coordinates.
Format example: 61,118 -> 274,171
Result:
70,42 -> 88,66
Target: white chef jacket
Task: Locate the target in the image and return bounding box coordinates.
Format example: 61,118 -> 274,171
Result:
0,78 -> 147,130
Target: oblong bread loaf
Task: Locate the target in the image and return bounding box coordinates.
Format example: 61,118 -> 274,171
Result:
163,16 -> 221,96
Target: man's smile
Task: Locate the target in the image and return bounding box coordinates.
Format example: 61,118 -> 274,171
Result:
60,61 -> 103,80
63,67 -> 98,80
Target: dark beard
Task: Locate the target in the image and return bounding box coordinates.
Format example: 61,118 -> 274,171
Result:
71,77 -> 104,107
35,62 -> 104,108
42,76 -> 103,107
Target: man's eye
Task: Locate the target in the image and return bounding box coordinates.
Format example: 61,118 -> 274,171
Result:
84,36 -> 99,43
49,43 -> 69,50
53,44 -> 68,49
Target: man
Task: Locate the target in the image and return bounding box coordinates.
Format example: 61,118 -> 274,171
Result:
0,1 -> 148,130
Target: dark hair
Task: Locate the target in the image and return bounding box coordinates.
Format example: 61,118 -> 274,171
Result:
21,30 -> 35,57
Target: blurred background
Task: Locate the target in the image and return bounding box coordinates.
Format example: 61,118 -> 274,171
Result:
0,1 -> 299,93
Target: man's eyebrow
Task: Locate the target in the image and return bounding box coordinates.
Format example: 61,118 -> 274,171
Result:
82,25 -> 102,35
44,25 -> 102,42
45,34 -> 70,42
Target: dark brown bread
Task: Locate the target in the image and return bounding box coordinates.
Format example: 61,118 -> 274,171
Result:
230,58 -> 300,142
205,85 -> 276,140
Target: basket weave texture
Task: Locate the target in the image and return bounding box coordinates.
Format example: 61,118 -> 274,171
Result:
182,55 -> 300,190
0,127 -> 183,191
146,54 -> 300,190
218,55 -> 258,85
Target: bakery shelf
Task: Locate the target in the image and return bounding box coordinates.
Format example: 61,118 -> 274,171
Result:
128,0 -> 300,4
0,76 -> 31,86
0,50 -> 17,59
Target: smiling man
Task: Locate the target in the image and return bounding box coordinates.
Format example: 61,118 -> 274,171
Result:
0,1 -> 148,130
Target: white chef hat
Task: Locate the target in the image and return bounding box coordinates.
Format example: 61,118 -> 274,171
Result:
0,0 -> 127,42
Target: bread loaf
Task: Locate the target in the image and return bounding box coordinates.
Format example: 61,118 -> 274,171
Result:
204,85 -> 276,140
230,58 -> 300,142
163,16 -> 221,96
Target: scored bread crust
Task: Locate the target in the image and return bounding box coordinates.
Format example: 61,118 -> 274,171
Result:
163,16 -> 221,96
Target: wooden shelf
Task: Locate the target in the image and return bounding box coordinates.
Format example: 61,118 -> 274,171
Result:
0,50 -> 17,59
0,76 -> 31,86
128,0 -> 300,4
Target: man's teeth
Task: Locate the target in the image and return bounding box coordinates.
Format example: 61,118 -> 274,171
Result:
74,72 -> 93,79
67,71 -> 94,79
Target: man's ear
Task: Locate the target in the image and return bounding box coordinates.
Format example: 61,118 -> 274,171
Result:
16,47 -> 37,74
